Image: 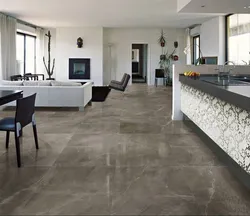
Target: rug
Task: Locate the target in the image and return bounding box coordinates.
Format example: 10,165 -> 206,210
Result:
92,86 -> 111,102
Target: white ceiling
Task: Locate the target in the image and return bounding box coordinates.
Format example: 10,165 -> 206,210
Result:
179,0 -> 250,14
0,0 -> 218,28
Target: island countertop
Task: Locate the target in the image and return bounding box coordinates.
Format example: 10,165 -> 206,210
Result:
179,74 -> 250,112
179,73 -> 250,187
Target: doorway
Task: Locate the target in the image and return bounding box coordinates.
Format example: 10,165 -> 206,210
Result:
131,44 -> 148,84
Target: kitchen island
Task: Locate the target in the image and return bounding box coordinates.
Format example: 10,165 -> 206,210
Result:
180,74 -> 250,188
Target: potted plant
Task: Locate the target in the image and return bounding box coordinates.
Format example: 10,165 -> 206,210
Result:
157,30 -> 178,86
43,31 -> 55,80
159,50 -> 175,86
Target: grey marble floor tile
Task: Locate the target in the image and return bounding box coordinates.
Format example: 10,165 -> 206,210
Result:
75,122 -> 120,134
0,167 -> 50,204
120,121 -> 162,134
0,85 -> 249,216
0,190 -> 111,215
0,134 -> 72,167
110,166 -> 250,215
167,134 -> 205,147
162,121 -> 195,134
67,133 -> 104,146
54,146 -> 108,167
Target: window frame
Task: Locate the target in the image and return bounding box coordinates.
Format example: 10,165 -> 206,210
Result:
192,35 -> 200,65
16,32 -> 36,75
225,14 -> 233,62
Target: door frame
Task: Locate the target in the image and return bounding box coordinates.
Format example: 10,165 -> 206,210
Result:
131,43 -> 150,85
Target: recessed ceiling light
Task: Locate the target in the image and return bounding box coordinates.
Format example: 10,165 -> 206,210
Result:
244,6 -> 250,8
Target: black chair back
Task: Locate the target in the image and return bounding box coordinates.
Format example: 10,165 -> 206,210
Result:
120,73 -> 127,83
10,75 -> 22,81
15,94 -> 36,128
122,74 -> 131,90
155,69 -> 164,78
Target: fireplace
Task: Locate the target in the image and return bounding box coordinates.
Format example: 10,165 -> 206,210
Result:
69,58 -> 90,79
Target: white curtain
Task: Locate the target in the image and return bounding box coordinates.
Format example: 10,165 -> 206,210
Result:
36,27 -> 45,75
185,28 -> 192,65
0,14 -> 17,80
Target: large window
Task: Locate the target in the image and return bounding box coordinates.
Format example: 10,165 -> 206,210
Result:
226,14 -> 250,64
192,35 -> 200,65
16,32 -> 36,75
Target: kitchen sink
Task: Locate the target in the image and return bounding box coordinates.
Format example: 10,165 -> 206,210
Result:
203,79 -> 250,86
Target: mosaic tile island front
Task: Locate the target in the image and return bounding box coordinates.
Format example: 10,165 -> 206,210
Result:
181,84 -> 250,174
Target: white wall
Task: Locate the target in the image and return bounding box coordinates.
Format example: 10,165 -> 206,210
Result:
103,28 -> 186,85
55,27 -> 103,85
190,25 -> 201,37
177,0 -> 191,11
17,23 -> 36,35
200,16 -> 225,65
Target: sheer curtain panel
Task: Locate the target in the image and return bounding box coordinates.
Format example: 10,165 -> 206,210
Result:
0,14 -> 17,80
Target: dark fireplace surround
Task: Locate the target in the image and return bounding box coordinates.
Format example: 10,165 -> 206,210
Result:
69,58 -> 90,80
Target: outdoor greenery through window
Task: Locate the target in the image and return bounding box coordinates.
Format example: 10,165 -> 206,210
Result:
16,32 -> 36,75
226,14 -> 250,65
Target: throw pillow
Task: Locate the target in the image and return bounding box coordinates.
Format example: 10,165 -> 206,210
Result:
51,81 -> 82,86
23,81 -> 52,86
1,80 -> 23,86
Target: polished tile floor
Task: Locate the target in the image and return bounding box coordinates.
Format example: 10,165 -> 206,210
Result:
0,84 -> 250,215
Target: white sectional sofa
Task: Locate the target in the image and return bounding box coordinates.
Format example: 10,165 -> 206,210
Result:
0,80 -> 92,110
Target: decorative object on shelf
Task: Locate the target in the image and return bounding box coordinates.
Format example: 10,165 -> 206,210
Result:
158,29 -> 166,47
173,55 -> 179,61
77,37 -> 83,48
174,41 -> 178,49
43,31 -> 55,80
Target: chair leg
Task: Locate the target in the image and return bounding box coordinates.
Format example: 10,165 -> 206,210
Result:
14,132 -> 21,167
19,129 -> 23,137
6,131 -> 10,149
33,125 -> 39,149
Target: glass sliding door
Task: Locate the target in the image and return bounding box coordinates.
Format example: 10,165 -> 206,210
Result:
16,34 -> 25,75
26,35 -> 36,74
16,32 -> 36,75
227,14 -> 250,64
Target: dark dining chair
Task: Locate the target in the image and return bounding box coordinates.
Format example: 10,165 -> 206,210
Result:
0,94 -> 39,167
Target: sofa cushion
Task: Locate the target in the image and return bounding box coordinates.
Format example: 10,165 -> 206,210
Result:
51,81 -> 82,86
23,81 -> 51,86
1,80 -> 23,86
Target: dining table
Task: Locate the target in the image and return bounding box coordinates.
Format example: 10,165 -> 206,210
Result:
0,90 -> 23,106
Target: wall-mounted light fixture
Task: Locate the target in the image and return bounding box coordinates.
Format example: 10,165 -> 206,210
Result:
77,37 -> 83,48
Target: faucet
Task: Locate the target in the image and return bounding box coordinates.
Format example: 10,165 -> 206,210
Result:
242,60 -> 248,65
217,61 -> 236,82
223,61 -> 236,76
224,61 -> 236,67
